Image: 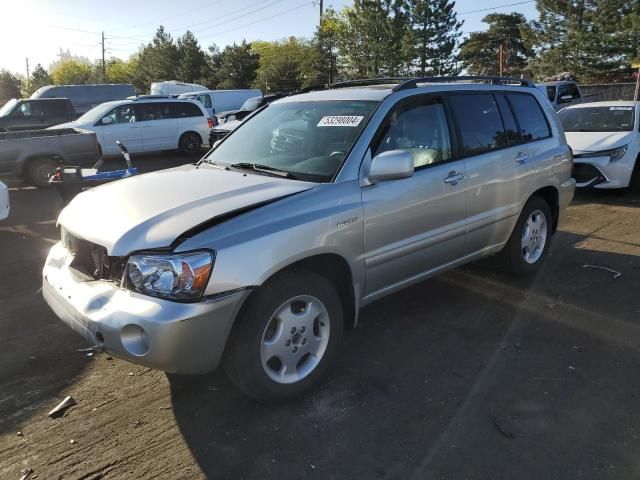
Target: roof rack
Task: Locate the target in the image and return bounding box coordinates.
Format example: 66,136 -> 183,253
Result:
328,78 -> 408,89
393,76 -> 535,91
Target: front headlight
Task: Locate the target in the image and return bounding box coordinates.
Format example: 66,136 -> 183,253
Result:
126,251 -> 213,301
576,144 -> 628,162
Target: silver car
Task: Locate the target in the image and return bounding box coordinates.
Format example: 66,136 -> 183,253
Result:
43,78 -> 575,401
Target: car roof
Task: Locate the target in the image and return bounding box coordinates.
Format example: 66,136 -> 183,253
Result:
563,100 -> 640,109
537,81 -> 577,86
103,98 -> 200,107
277,83 -> 542,104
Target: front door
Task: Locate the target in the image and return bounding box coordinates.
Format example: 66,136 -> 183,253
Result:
362,95 -> 467,297
97,104 -> 142,155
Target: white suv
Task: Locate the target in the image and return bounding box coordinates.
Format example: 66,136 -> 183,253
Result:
51,98 -> 212,156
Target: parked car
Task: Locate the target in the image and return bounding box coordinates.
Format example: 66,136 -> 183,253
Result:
0,98 -> 78,131
31,84 -> 135,115
559,101 -> 640,189
536,80 -> 584,111
0,128 -> 99,187
0,180 -> 9,220
178,89 -> 262,117
217,93 -> 287,124
49,98 -> 212,156
42,77 -> 575,401
151,81 -> 207,96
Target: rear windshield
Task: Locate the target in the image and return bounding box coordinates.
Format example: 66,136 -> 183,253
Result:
559,106 -> 635,132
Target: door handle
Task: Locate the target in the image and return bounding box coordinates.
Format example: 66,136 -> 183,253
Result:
444,171 -> 464,185
515,152 -> 529,164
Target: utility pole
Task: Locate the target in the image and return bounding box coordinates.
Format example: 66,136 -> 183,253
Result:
499,43 -> 504,77
319,0 -> 323,19
25,58 -> 30,91
101,31 -> 106,81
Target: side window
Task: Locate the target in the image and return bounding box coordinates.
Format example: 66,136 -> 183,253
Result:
172,102 -> 203,118
13,102 -> 34,117
102,105 -> 136,125
197,94 -> 212,109
507,93 -> 551,142
448,94 -> 507,156
42,101 -> 66,117
373,96 -> 451,169
495,94 -> 521,144
137,102 -> 173,121
558,83 -> 580,99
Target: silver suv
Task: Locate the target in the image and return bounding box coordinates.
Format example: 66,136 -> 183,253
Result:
43,77 -> 576,401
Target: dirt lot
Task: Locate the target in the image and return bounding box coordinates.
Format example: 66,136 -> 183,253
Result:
1,154 -> 639,479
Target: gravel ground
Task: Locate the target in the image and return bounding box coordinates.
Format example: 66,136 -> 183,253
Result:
1,154 -> 639,479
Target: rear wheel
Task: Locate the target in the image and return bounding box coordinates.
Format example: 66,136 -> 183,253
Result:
225,269 -> 344,402
25,157 -> 57,188
178,132 -> 202,154
501,196 -> 552,275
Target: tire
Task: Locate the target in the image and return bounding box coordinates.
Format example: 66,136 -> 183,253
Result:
25,157 -> 57,188
501,196 -> 553,275
178,132 -> 202,154
225,269 -> 344,402
630,155 -> 640,191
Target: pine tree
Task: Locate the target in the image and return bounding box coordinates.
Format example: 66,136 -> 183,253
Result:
176,31 -> 208,84
135,26 -> 180,90
458,13 -> 532,76
405,0 -> 463,76
208,41 -> 260,89
26,64 -> 52,95
0,70 -> 21,105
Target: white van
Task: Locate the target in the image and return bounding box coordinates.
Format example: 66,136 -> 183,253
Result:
178,90 -> 262,116
150,81 -> 207,96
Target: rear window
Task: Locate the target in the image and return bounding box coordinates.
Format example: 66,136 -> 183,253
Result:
448,94 -> 507,156
558,106 -> 635,132
172,102 -> 203,117
506,93 -> 551,141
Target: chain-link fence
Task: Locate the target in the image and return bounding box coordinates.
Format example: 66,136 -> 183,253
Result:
579,83 -> 637,101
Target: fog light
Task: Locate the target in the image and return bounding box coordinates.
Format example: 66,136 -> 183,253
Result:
121,324 -> 149,356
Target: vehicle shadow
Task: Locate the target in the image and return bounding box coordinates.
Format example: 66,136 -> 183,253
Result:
169,227 -> 640,479
572,186 -> 639,208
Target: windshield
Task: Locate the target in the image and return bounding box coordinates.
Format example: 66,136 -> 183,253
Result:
241,96 -> 262,111
204,100 -> 378,181
559,106 -> 635,132
75,103 -> 118,124
0,99 -> 18,117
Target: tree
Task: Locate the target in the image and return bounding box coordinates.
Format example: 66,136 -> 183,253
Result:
176,31 -> 209,83
252,38 -> 317,92
0,70 -> 21,105
527,0 -> 637,82
134,26 -> 180,91
312,8 -> 345,84
405,0 -> 463,76
208,41 -> 259,89
50,58 -> 94,85
105,57 -> 138,84
24,64 -> 52,96
458,13 -> 532,76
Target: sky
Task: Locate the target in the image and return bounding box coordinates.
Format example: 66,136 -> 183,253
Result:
0,0 -> 539,77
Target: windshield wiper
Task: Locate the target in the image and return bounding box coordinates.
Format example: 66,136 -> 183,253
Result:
229,162 -> 297,179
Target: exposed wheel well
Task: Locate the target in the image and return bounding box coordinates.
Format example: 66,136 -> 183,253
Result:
180,131 -> 202,143
530,186 -> 559,232
258,254 -> 356,331
22,155 -> 58,175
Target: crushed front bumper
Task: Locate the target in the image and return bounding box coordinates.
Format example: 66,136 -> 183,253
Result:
42,242 -> 249,374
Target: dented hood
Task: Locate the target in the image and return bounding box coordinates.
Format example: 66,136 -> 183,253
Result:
58,164 -> 313,255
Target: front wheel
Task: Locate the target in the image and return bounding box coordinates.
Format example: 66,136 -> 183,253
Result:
178,132 -> 202,154
501,196 -> 552,275
224,269 -> 344,402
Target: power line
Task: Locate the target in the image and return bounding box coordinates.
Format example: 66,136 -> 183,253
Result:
458,0 -> 535,16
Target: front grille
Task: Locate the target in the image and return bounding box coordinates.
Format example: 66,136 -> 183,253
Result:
572,163 -> 606,186
209,130 -> 230,144
62,230 -> 125,284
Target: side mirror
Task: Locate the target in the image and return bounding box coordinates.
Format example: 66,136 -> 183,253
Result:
101,116 -> 113,125
368,149 -> 414,183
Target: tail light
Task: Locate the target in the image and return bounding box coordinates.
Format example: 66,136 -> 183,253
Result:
207,117 -> 217,128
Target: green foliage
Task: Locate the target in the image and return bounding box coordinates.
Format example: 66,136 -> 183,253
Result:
23,64 -> 52,96
134,26 -> 180,91
0,70 -> 22,105
312,8 -> 344,84
252,37 -> 318,92
528,0 -> 638,82
208,41 -> 260,89
177,31 -> 209,84
105,57 -> 138,84
50,58 -> 94,85
459,13 -> 532,76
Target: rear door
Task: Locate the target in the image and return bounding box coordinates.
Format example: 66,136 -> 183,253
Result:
362,94 -> 467,297
137,102 -> 179,152
96,104 -> 142,155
